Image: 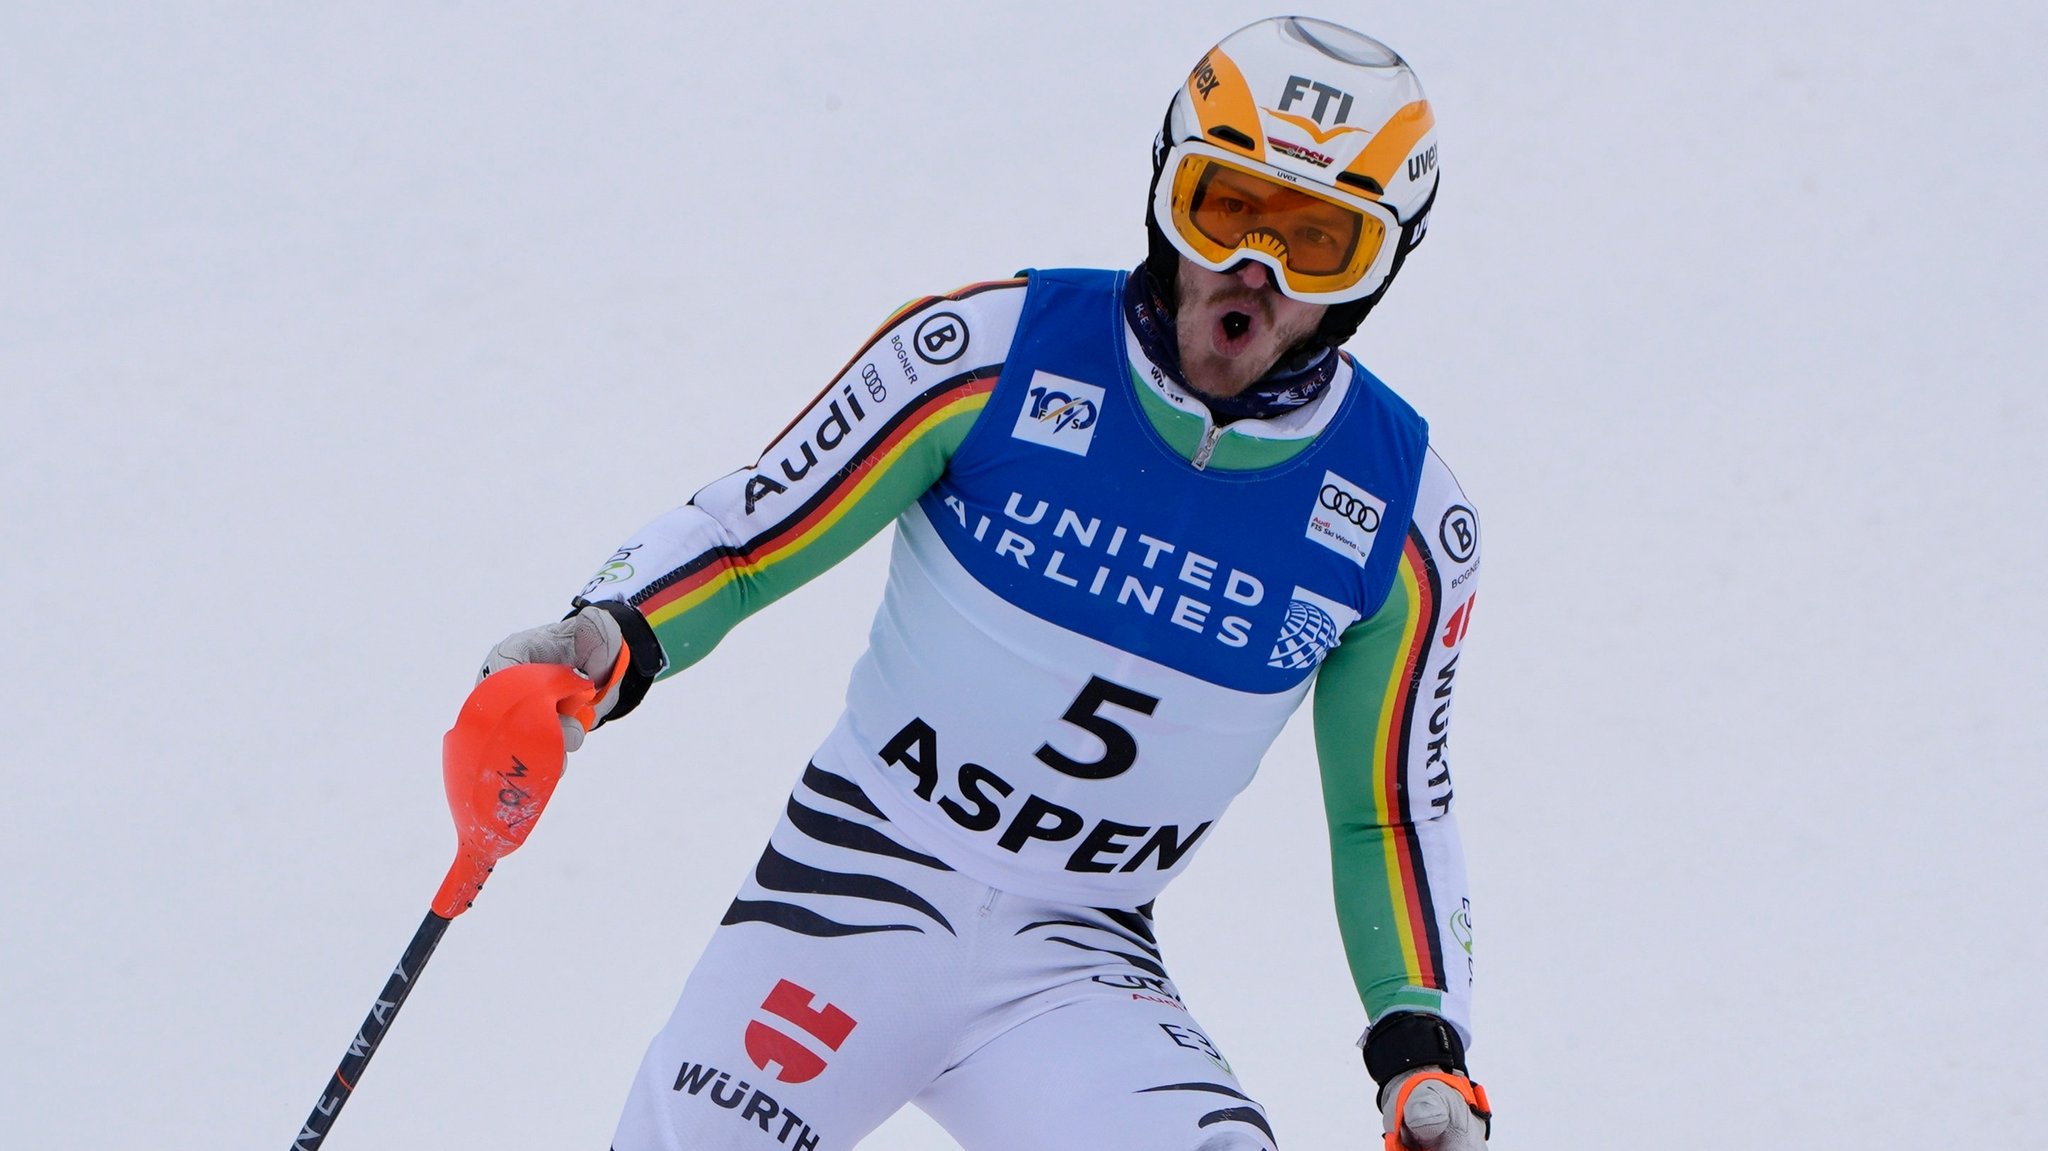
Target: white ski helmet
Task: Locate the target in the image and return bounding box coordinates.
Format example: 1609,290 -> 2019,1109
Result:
1145,17 -> 1440,346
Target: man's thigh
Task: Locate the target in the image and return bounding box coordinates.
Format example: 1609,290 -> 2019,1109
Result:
915,985 -> 1277,1151
613,768 -> 982,1150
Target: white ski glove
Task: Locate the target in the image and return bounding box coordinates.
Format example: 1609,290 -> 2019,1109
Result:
479,604 -> 629,752
1380,1069 -> 1491,1150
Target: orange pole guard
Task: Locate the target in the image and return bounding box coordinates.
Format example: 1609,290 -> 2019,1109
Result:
429,649 -> 629,918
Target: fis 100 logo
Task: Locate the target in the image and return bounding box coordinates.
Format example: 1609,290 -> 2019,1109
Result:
1012,370 -> 1105,456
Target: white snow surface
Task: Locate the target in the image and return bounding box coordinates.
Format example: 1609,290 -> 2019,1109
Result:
3,3 -> 2043,1148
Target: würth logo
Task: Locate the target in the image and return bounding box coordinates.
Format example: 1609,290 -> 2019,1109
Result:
744,979 -> 857,1084
1441,596 -> 1475,648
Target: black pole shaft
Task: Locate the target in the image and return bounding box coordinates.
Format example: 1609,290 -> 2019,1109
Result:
291,909 -> 453,1150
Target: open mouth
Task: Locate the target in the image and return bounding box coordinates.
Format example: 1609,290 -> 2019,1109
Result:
1211,307 -> 1257,355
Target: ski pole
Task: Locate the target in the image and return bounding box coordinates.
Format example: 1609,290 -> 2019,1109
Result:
290,654 -> 625,1151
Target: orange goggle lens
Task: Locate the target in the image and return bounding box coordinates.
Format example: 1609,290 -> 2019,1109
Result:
1165,150 -> 1394,299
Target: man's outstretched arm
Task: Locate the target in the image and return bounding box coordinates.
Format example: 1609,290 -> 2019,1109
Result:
1310,445 -> 1487,1142
487,281 -> 1027,725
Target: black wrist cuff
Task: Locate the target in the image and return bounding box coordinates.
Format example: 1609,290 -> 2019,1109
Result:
1362,1012 -> 1467,1091
571,597 -> 666,726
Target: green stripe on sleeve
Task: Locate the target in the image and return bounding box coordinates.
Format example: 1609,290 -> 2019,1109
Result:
650,401 -> 983,676
1312,580 -> 1442,1019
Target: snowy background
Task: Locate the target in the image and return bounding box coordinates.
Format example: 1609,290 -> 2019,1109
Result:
4,2 -> 2043,1148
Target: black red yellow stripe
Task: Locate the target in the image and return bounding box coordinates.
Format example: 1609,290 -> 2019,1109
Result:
761,279 -> 1023,451
632,371 -> 997,626
1370,527 -> 1448,989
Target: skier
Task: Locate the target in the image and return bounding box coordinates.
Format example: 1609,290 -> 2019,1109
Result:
483,17 -> 1491,1150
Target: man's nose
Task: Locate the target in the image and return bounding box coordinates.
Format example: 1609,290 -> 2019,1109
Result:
1230,260 -> 1278,292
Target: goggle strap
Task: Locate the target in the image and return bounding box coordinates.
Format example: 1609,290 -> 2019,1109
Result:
1397,181 -> 1437,258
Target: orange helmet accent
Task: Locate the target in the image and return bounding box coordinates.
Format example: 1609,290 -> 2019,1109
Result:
1184,46 -> 1266,163
1344,101 -> 1437,201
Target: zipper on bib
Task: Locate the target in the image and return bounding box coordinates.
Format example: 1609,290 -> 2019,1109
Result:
1192,424 -> 1223,471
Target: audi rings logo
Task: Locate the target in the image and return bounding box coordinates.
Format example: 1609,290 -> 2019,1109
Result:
1304,471 -> 1385,567
1319,484 -> 1381,531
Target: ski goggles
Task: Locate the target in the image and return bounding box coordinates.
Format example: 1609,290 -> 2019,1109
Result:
1154,139 -> 1405,304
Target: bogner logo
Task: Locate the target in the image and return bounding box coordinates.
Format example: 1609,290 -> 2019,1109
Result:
913,311 -> 968,365
1305,470 -> 1385,566
1012,370 -> 1105,456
